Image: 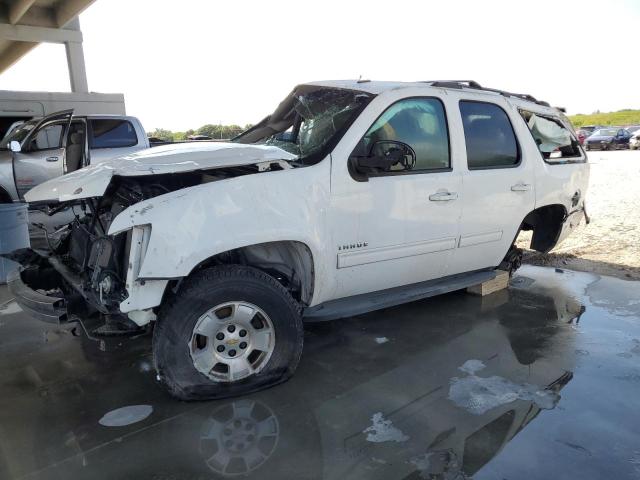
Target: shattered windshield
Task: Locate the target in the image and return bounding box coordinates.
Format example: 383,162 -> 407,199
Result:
0,120 -> 37,149
236,87 -> 372,162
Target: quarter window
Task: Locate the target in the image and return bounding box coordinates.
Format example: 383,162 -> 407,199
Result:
90,119 -> 137,149
519,110 -> 583,161
362,98 -> 450,172
460,101 -> 519,169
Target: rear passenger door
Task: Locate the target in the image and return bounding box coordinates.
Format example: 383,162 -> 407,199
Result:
448,99 -> 535,275
88,118 -> 143,164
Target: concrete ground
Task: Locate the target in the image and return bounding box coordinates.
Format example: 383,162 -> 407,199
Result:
1,265 -> 640,479
519,149 -> 640,280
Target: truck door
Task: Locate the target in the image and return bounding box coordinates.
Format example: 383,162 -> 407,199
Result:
329,93 -> 462,299
446,99 -> 535,275
12,110 -> 73,200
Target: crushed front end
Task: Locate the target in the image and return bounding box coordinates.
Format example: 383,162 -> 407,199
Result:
7,176 -> 183,332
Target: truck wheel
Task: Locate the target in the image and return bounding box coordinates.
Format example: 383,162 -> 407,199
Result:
153,265 -> 304,400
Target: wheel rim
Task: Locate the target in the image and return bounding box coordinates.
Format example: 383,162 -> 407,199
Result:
189,301 -> 276,382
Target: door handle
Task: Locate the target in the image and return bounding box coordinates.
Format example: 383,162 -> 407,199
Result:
510,183 -> 531,192
46,156 -> 59,162
429,191 -> 458,201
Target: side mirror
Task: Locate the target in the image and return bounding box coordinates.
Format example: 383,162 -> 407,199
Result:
9,140 -> 21,153
351,140 -> 416,174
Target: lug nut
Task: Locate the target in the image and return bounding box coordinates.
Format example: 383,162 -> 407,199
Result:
239,342 -> 247,349
216,332 -> 225,340
229,349 -> 237,357
227,325 -> 236,333
239,329 -> 247,337
217,345 -> 225,352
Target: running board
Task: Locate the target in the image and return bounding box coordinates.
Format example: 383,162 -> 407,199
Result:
303,270 -> 497,322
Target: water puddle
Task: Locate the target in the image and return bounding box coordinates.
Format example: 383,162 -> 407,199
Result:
448,360 -> 560,415
363,412 -> 409,443
0,300 -> 21,316
99,405 -> 153,427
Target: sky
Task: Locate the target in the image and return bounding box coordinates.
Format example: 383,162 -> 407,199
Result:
0,0 -> 639,131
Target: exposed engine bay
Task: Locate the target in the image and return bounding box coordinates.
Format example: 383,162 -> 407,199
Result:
24,165 -> 271,324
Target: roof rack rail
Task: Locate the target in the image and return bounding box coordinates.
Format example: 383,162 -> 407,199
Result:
425,80 -> 551,108
428,80 -> 484,89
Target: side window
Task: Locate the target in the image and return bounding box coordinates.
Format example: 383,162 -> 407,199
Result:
519,110 -> 583,161
30,123 -> 64,151
90,119 -> 138,149
459,101 -> 519,169
362,97 -> 450,172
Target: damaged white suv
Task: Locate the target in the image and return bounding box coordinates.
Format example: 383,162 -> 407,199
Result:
8,80 -> 589,400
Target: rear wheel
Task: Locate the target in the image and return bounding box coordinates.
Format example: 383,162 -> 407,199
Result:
153,265 -> 304,400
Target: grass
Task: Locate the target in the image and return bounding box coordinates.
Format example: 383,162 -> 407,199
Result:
569,110 -> 640,127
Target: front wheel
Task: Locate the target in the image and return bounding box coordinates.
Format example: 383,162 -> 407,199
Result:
153,265 -> 304,400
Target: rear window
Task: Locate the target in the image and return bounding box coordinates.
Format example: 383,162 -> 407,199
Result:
90,119 -> 137,149
520,110 -> 583,162
459,101 -> 519,169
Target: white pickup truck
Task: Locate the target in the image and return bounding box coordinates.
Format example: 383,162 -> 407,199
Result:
0,110 -> 148,202
7,80 -> 589,400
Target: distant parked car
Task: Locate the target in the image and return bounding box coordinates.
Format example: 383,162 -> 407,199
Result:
579,125 -> 604,136
584,127 -> 631,150
0,110 -> 149,203
188,134 -> 212,141
625,125 -> 640,135
630,130 -> 640,150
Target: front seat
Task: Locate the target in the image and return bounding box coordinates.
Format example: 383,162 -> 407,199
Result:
65,131 -> 84,172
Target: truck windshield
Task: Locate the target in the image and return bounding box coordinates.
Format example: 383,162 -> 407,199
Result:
234,86 -> 373,163
0,120 -> 38,149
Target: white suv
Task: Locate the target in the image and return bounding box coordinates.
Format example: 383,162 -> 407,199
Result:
9,80 -> 589,400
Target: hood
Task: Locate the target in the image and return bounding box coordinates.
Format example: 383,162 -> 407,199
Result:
25,142 -> 296,203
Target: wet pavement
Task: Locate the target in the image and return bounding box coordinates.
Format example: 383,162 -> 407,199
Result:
0,265 -> 639,479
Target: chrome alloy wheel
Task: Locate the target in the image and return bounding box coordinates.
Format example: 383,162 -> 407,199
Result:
189,301 -> 276,382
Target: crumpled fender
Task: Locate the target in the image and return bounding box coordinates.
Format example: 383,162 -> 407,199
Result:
108,160 -> 331,305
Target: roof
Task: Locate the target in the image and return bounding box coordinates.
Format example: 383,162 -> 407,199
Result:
0,0 -> 95,73
307,79 -> 559,113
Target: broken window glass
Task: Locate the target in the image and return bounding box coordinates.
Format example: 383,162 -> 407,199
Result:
520,111 -> 583,161
237,87 -> 372,163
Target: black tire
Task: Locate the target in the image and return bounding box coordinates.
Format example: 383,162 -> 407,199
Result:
153,265 -> 304,401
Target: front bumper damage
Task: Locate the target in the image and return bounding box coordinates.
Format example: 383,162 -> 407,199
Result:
7,265 -> 69,324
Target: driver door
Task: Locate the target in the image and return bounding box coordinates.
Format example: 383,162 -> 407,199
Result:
13,110 -> 73,200
328,94 -> 462,300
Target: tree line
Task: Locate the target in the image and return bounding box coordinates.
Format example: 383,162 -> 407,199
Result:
147,124 -> 253,142
569,109 -> 640,127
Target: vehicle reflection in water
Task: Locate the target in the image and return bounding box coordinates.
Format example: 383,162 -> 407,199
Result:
187,274 -> 580,480
199,399 -> 279,476
0,268 -> 585,480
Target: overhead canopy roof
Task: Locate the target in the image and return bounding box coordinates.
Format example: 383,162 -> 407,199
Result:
0,0 -> 95,74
